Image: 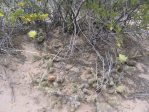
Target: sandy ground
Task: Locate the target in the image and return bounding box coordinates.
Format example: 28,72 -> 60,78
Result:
1,38 -> 149,112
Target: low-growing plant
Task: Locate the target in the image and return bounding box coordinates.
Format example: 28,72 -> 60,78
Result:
0,0 -> 149,93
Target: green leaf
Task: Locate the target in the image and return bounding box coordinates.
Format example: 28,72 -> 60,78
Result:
130,0 -> 137,5
14,9 -> 24,16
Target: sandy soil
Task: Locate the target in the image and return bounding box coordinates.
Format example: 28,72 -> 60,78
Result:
1,36 -> 149,112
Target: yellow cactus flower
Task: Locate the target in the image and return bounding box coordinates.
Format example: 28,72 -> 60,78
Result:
28,30 -> 37,38
117,43 -> 121,47
118,54 -> 128,63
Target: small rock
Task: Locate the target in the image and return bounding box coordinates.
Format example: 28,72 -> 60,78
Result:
48,75 -> 56,82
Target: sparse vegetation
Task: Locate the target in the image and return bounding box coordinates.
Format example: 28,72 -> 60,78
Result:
0,0 -> 149,112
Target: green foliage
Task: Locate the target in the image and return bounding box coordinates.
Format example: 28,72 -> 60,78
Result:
1,0 -> 49,25
85,0 -> 149,31
0,0 -> 149,34
21,12 -> 48,23
134,3 -> 149,29
130,0 -> 137,6
7,10 -> 48,25
7,9 -> 24,24
0,11 -> 4,17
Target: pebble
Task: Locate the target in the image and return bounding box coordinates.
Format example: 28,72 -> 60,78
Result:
48,75 -> 56,82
